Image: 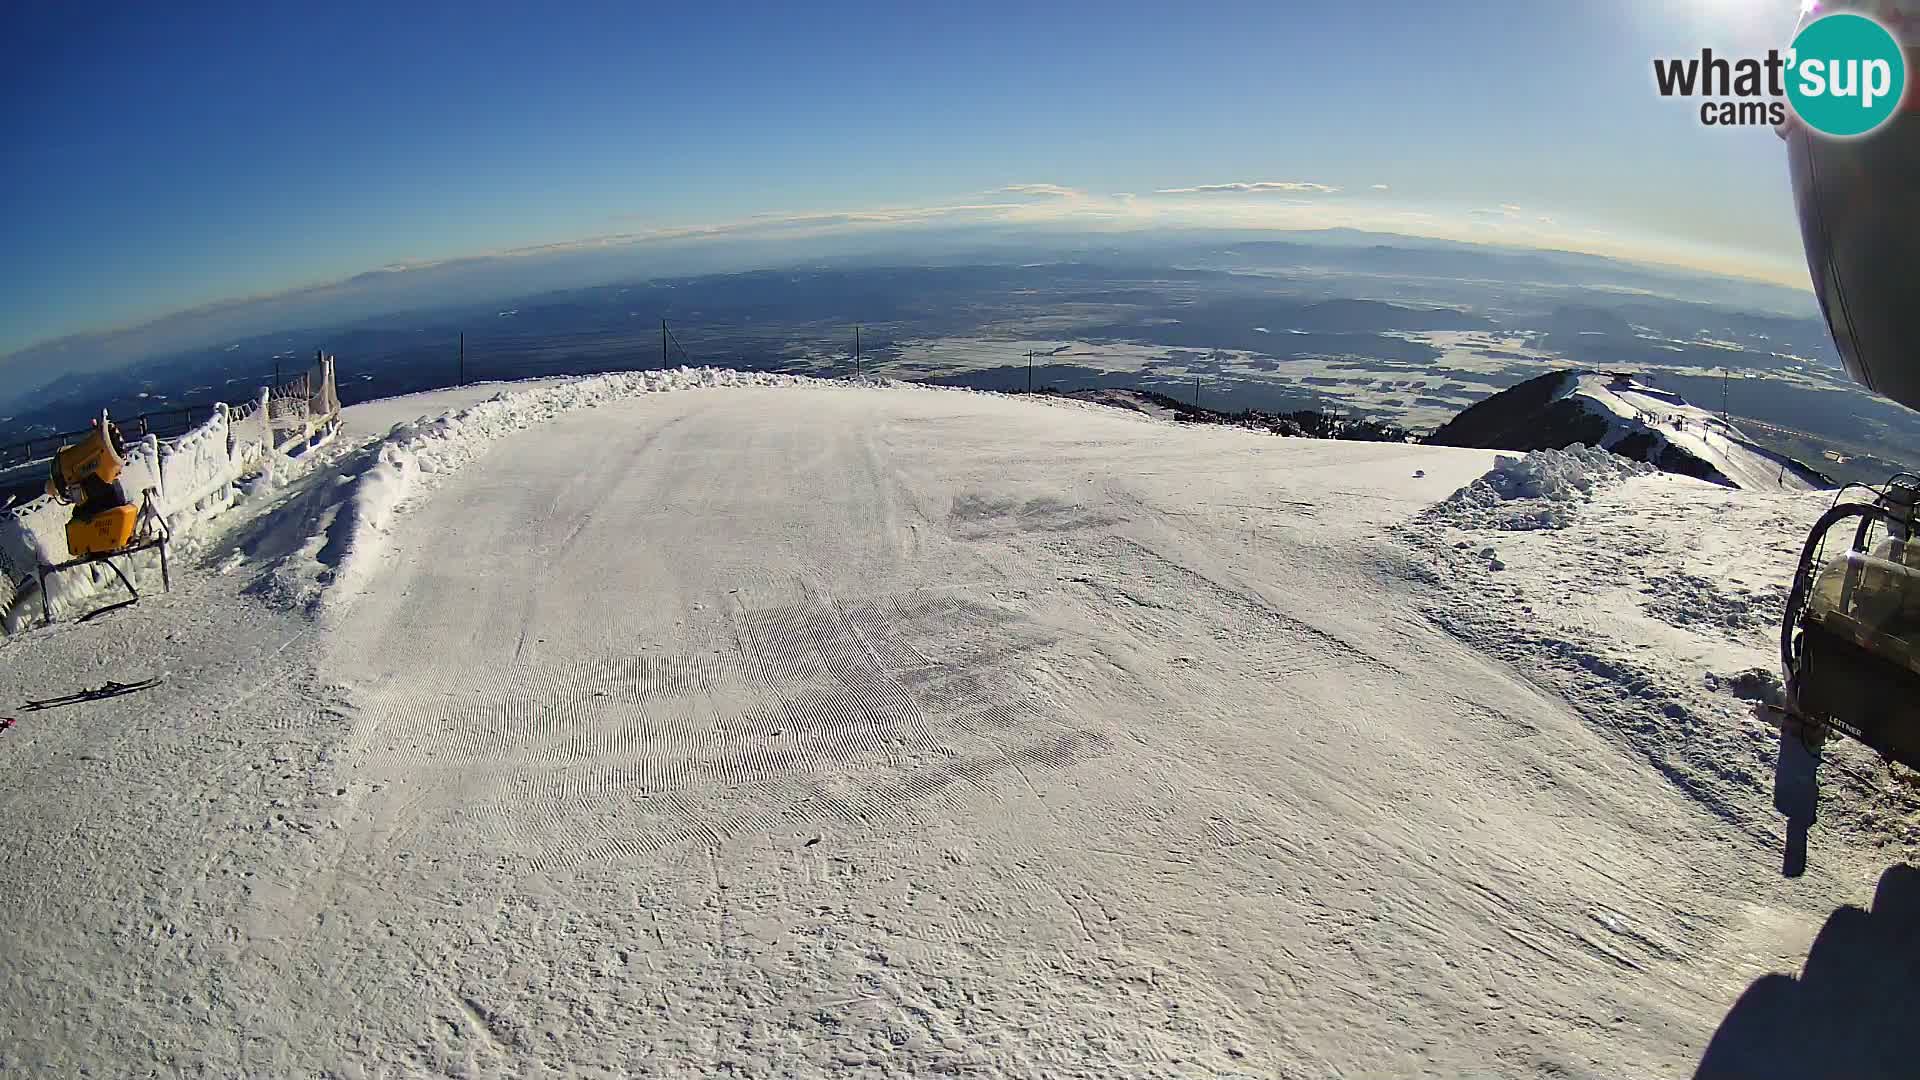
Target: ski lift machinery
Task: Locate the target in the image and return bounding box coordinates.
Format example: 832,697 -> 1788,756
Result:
1770,0 -> 1920,872
1778,475 -> 1920,768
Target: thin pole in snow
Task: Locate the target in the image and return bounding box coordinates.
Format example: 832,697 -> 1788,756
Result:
1027,351 -> 1034,394
458,333 -> 465,386
1195,376 -> 1201,410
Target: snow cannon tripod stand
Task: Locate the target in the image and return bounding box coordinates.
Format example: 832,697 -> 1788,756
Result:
1766,473 -> 1920,874
36,414 -> 173,625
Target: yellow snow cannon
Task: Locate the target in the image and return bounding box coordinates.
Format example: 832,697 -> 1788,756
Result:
45,415 -> 138,558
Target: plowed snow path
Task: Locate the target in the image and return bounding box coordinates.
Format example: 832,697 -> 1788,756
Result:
0,384 -> 1883,1078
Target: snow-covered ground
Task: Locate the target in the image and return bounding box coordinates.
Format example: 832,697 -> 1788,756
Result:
0,374 -> 1911,1077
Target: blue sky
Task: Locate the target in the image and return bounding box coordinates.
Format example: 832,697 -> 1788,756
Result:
0,0 -> 1813,357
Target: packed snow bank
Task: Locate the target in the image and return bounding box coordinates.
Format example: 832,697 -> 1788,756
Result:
1402,470 -> 1920,857
334,377 -> 574,436
1426,444 -> 1654,531
260,367 -> 816,610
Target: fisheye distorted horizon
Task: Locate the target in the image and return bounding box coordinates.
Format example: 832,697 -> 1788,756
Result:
1,0 -> 1817,360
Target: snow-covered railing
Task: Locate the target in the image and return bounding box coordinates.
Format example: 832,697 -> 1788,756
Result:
266,355 -> 341,454
227,387 -> 273,462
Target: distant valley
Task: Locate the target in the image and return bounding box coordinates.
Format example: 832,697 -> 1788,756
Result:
5,232 -> 1914,484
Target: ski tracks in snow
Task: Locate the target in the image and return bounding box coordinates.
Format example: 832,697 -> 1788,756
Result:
12,384 -> 1892,1077
291,386 -> 1617,1075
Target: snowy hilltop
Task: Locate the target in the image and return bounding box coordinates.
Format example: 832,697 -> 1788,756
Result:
1429,369 -> 1832,492
0,372 -> 1911,1078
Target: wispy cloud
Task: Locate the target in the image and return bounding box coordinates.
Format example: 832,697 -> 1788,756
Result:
1371,184 -> 1390,191
1152,181 -> 1340,196
995,183 -> 1085,198
606,202 -> 1016,234
1471,204 -> 1528,221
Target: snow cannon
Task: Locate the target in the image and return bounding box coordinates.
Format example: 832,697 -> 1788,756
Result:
1784,0 -> 1920,411
45,414 -> 138,558
1780,475 -> 1920,769
34,411 -> 172,625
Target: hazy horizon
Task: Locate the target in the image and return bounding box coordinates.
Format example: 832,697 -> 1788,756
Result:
0,219 -> 1823,408
5,211 -> 1818,355
3,0 -> 1818,362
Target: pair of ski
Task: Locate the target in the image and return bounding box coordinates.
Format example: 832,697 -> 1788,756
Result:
0,675 -> 168,741
19,676 -> 165,714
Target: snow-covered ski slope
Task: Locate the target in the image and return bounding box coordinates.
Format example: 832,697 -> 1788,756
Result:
1567,373 -> 1826,492
1,373 -> 1913,1078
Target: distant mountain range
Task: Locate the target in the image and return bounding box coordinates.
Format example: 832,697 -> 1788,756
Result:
0,226 -> 1817,411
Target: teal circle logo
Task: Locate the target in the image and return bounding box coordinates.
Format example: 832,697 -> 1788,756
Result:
1788,13 -> 1907,137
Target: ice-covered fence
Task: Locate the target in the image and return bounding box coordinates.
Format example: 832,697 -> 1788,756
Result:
267,355 -> 341,453
157,408 -> 243,533
227,387 -> 274,462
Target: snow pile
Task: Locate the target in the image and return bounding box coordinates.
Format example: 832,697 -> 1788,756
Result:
1064,388 -> 1182,422
1641,571 -> 1790,637
1427,444 -> 1653,531
266,367 -> 812,610
1403,460 -> 1920,856
1481,443 -> 1656,501
1704,667 -> 1787,707
240,452 -> 288,504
